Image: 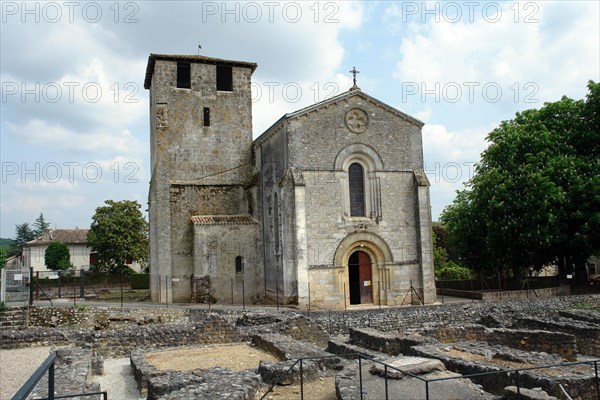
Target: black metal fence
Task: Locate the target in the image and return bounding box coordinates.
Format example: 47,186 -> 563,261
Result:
31,269 -> 149,305
436,276 -> 559,292
260,354 -> 600,400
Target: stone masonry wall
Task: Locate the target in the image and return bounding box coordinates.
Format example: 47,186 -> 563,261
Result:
308,294 -> 600,335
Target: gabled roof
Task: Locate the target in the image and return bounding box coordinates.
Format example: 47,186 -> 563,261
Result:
253,88 -> 424,147
191,214 -> 257,226
26,229 -> 89,246
144,53 -> 258,89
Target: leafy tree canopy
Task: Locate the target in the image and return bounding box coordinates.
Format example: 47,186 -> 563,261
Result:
45,241 -> 72,271
0,248 -> 7,270
441,81 -> 600,282
14,223 -> 36,249
87,200 -> 148,273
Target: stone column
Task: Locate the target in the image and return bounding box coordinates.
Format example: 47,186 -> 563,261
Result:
294,184 -> 309,306
415,174 -> 437,304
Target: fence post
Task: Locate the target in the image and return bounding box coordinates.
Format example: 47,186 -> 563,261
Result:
343,282 -> 347,311
595,361 -> 599,400
80,269 -> 85,298
384,364 -> 389,399
276,273 -> 280,311
120,272 -> 124,307
515,369 -> 520,398
425,380 -> 430,400
29,267 -> 34,306
0,268 -> 6,303
48,360 -> 55,400
300,358 -> 304,400
307,282 -> 311,317
35,271 -> 40,300
358,356 -> 364,400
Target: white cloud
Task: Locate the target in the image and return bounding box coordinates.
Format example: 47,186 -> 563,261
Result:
6,120 -> 143,156
391,1 -> 599,105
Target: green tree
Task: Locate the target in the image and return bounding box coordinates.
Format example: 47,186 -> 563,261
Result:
87,200 -> 148,273
0,248 -> 7,270
33,213 -> 51,238
14,223 -> 36,249
442,81 -> 600,282
432,223 -> 474,280
45,242 -> 72,271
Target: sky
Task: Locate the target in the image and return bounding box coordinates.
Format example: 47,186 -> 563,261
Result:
1,0 -> 598,238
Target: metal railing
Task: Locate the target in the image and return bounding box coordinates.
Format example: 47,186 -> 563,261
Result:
11,353 -> 108,400
259,353 -> 600,400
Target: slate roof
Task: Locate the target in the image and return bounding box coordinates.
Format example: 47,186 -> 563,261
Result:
27,229 -> 89,245
144,53 -> 258,89
190,214 -> 257,226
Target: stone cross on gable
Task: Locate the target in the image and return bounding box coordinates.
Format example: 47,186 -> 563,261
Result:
350,66 -> 359,86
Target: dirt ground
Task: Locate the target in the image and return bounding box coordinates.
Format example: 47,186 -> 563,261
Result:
145,343 -> 280,371
259,376 -> 337,400
145,343 -> 338,399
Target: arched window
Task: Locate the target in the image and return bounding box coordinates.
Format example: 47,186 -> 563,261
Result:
349,163 -> 365,216
235,256 -> 244,274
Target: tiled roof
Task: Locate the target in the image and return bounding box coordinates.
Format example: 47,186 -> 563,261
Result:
190,214 -> 257,226
27,229 -> 89,245
144,53 -> 258,89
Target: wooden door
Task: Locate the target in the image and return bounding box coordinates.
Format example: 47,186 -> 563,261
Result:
358,251 -> 373,304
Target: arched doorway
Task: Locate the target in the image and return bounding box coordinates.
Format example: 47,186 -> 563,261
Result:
348,250 -> 373,304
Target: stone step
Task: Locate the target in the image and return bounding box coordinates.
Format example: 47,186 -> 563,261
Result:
0,308 -> 26,329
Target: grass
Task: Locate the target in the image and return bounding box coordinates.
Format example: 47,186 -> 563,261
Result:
572,302 -> 600,312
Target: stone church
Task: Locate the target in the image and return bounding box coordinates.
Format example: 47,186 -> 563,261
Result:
144,53 -> 436,308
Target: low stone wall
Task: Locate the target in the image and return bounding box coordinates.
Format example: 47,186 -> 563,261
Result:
348,328 -> 431,356
1,315 -> 243,357
413,344 -> 599,400
514,317 -> 600,357
130,348 -> 262,400
309,294 -> 600,335
421,325 -> 578,361
27,306 -> 187,329
438,287 -> 560,300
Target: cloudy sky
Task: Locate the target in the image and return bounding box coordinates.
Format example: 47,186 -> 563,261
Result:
1,1 -> 598,238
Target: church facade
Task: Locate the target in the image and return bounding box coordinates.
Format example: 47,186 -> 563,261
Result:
144,54 -> 436,308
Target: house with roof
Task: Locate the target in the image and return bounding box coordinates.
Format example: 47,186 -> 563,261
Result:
22,229 -> 92,272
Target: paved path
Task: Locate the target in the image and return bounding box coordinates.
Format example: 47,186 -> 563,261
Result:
92,358 -> 143,400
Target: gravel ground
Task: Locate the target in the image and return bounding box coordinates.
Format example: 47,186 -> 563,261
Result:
0,346 -> 53,399
92,358 -> 143,400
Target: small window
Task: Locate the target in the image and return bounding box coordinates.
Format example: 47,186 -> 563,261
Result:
90,252 -> 98,266
235,256 -> 244,274
203,107 -> 210,126
177,62 -> 191,89
216,65 -> 233,91
349,163 -> 365,216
